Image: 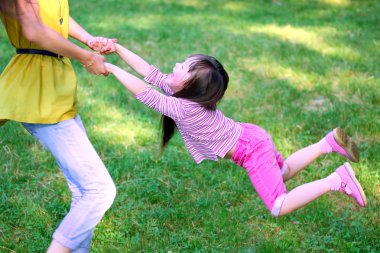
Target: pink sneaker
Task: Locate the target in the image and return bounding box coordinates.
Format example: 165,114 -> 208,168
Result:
326,127 -> 360,162
336,163 -> 367,207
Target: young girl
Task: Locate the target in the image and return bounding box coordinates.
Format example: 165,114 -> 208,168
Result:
104,42 -> 367,217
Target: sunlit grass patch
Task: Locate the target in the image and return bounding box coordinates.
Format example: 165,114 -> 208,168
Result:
319,0 -> 351,7
248,24 -> 360,60
239,57 -> 320,89
222,2 -> 249,12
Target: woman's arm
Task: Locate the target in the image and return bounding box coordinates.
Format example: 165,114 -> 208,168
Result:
68,16 -> 93,46
69,17 -> 117,55
115,43 -> 150,77
15,0 -> 106,75
106,63 -> 148,95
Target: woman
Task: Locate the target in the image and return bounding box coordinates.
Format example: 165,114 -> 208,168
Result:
0,0 -> 117,252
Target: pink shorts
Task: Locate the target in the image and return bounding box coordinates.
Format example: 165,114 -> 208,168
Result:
231,123 -> 287,214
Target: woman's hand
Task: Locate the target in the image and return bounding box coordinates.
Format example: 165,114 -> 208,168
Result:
88,37 -> 117,55
82,53 -> 108,76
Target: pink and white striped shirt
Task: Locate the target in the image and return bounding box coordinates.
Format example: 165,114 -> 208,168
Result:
135,66 -> 243,164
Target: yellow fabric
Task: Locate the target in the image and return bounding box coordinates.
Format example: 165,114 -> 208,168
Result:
0,0 -> 78,125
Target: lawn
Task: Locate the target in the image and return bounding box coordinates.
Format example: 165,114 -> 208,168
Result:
0,0 -> 379,252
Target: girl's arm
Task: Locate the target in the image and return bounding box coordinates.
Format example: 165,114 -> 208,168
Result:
115,43 -> 151,77
106,63 -> 148,95
113,44 -> 172,94
106,62 -> 185,120
15,0 -> 106,75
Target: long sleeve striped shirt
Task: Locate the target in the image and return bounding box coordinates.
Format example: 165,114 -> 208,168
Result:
135,65 -> 243,164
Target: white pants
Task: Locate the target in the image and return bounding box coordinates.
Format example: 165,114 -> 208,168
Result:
22,115 -> 116,251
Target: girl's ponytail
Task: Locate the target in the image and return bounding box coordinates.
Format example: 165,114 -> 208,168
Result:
161,115 -> 176,149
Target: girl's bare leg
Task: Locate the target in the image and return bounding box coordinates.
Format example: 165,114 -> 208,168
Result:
282,143 -> 323,181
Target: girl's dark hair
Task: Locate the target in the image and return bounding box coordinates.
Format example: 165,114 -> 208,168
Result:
161,54 -> 229,149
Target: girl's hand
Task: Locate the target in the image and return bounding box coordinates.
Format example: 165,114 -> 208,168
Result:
88,37 -> 118,55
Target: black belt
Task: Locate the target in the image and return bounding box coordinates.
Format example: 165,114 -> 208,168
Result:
16,49 -> 62,58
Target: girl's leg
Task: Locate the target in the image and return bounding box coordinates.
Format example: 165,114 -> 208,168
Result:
283,128 -> 360,182
278,177 -> 330,215
282,143 -> 322,181
278,163 -> 367,216
22,115 -> 116,252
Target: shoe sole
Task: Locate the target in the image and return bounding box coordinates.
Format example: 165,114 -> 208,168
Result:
343,162 -> 368,207
333,128 -> 360,163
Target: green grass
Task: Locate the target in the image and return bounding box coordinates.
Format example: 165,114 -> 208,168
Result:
1,0 -> 379,252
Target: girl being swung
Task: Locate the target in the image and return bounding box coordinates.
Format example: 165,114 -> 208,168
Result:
102,41 -> 367,217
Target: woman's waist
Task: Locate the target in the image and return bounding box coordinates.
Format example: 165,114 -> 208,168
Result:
15,48 -> 65,59
1,54 -> 74,81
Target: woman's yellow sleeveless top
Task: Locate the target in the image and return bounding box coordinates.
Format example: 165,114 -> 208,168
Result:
0,0 -> 77,126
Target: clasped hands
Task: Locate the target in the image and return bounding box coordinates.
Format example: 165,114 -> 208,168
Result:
84,36 -> 118,76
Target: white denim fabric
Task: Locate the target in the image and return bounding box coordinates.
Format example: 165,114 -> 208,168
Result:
22,115 -> 116,251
